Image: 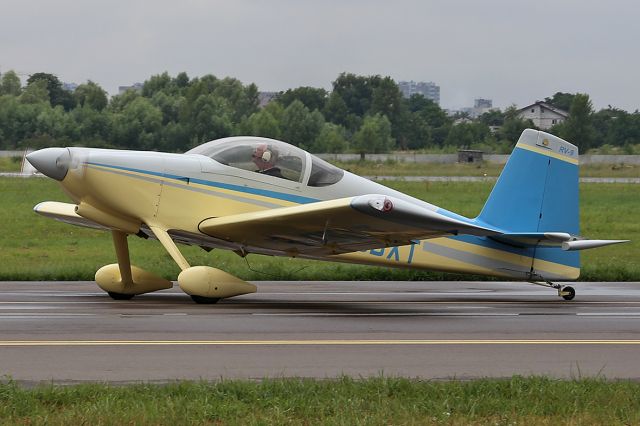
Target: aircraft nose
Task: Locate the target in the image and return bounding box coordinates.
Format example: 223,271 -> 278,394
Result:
26,148 -> 71,181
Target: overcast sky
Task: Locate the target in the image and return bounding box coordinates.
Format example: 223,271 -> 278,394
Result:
1,0 -> 638,111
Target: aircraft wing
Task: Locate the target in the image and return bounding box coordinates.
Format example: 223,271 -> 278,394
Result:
199,194 -> 501,256
33,201 -> 110,231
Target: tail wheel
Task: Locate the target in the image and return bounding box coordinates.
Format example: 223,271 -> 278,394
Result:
561,286 -> 576,301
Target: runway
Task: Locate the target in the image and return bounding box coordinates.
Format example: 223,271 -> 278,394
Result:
1,280 -> 640,384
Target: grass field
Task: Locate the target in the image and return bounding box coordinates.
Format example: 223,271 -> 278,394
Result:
0,177 -> 636,281
0,156 -> 22,172
1,376 -> 639,424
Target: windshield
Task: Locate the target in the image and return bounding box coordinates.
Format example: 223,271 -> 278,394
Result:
189,138 -> 307,183
308,156 -> 344,187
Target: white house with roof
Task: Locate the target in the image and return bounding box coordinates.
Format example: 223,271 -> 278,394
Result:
517,101 -> 569,130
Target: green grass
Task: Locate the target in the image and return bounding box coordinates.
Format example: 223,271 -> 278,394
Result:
334,160 -> 640,178
1,376 -> 639,424
0,156 -> 22,172
0,177 -> 637,281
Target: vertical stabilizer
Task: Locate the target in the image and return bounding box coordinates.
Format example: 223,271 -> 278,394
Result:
477,129 -> 579,233
476,129 -> 580,278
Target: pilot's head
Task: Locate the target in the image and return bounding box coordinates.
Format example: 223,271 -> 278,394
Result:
252,144 -> 277,170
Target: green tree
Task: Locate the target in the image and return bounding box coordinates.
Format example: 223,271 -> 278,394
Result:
74,81 -> 108,111
214,79 -> 259,123
186,74 -> 218,98
560,93 -> 596,151
159,121 -> 191,152
280,100 -> 324,149
328,73 -> 405,140
151,91 -> 185,125
71,105 -> 112,145
27,72 -> 75,110
331,73 -> 373,117
189,94 -> 233,144
352,114 -> 393,159
241,109 -> 281,139
313,123 -> 348,153
277,87 -> 328,112
182,75 -> 258,125
174,72 -> 190,89
111,97 -> 162,149
109,90 -> 141,113
34,105 -> 76,143
406,94 -> 451,147
142,72 -> 173,97
498,105 -> 533,145
544,92 -> 575,112
445,121 -> 490,148
370,76 -> 403,123
0,70 -> 22,96
19,80 -> 50,104
478,109 -> 505,126
399,112 -> 431,150
592,107 -> 640,148
0,95 -> 22,147
322,91 -> 351,128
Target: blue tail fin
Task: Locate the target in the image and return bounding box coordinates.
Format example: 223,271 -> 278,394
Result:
477,129 -> 580,278
478,129 -> 579,233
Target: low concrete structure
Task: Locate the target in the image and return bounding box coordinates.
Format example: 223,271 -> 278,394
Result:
457,149 -> 484,163
0,150 -> 24,157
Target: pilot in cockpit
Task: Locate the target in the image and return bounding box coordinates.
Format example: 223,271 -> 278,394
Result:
252,144 -> 284,179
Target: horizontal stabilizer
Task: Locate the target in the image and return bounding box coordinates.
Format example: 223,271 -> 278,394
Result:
562,239 -> 629,251
493,232 -> 629,251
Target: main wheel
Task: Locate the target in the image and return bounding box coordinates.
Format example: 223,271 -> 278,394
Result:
561,286 -> 576,301
190,295 -> 220,304
108,292 -> 135,300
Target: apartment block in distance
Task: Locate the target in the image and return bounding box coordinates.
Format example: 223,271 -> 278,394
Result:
397,80 -> 440,105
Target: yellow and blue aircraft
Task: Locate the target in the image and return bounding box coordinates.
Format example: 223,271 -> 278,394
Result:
26,129 -> 627,303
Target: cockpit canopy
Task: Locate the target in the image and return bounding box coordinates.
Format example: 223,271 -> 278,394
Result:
186,137 -> 344,187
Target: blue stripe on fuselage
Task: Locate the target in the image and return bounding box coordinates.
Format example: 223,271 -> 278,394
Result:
86,162 -> 320,204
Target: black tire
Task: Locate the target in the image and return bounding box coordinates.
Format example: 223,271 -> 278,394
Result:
561,286 -> 576,301
190,295 -> 220,304
108,292 -> 135,300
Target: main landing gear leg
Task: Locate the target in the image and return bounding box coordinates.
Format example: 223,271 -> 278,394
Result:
96,230 -> 173,300
148,226 -> 256,304
529,279 -> 576,301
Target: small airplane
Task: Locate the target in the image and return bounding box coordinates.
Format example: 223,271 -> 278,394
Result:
26,129 -> 627,303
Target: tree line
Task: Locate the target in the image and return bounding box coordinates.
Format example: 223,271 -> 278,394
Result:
0,70 -> 639,154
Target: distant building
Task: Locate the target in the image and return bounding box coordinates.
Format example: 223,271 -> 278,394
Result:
454,99 -> 495,119
118,82 -> 143,95
517,101 -> 568,130
258,91 -> 277,108
474,98 -> 492,109
469,98 -> 494,118
397,80 -> 440,104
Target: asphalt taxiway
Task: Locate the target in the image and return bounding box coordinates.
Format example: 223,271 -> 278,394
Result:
1,280 -> 640,384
